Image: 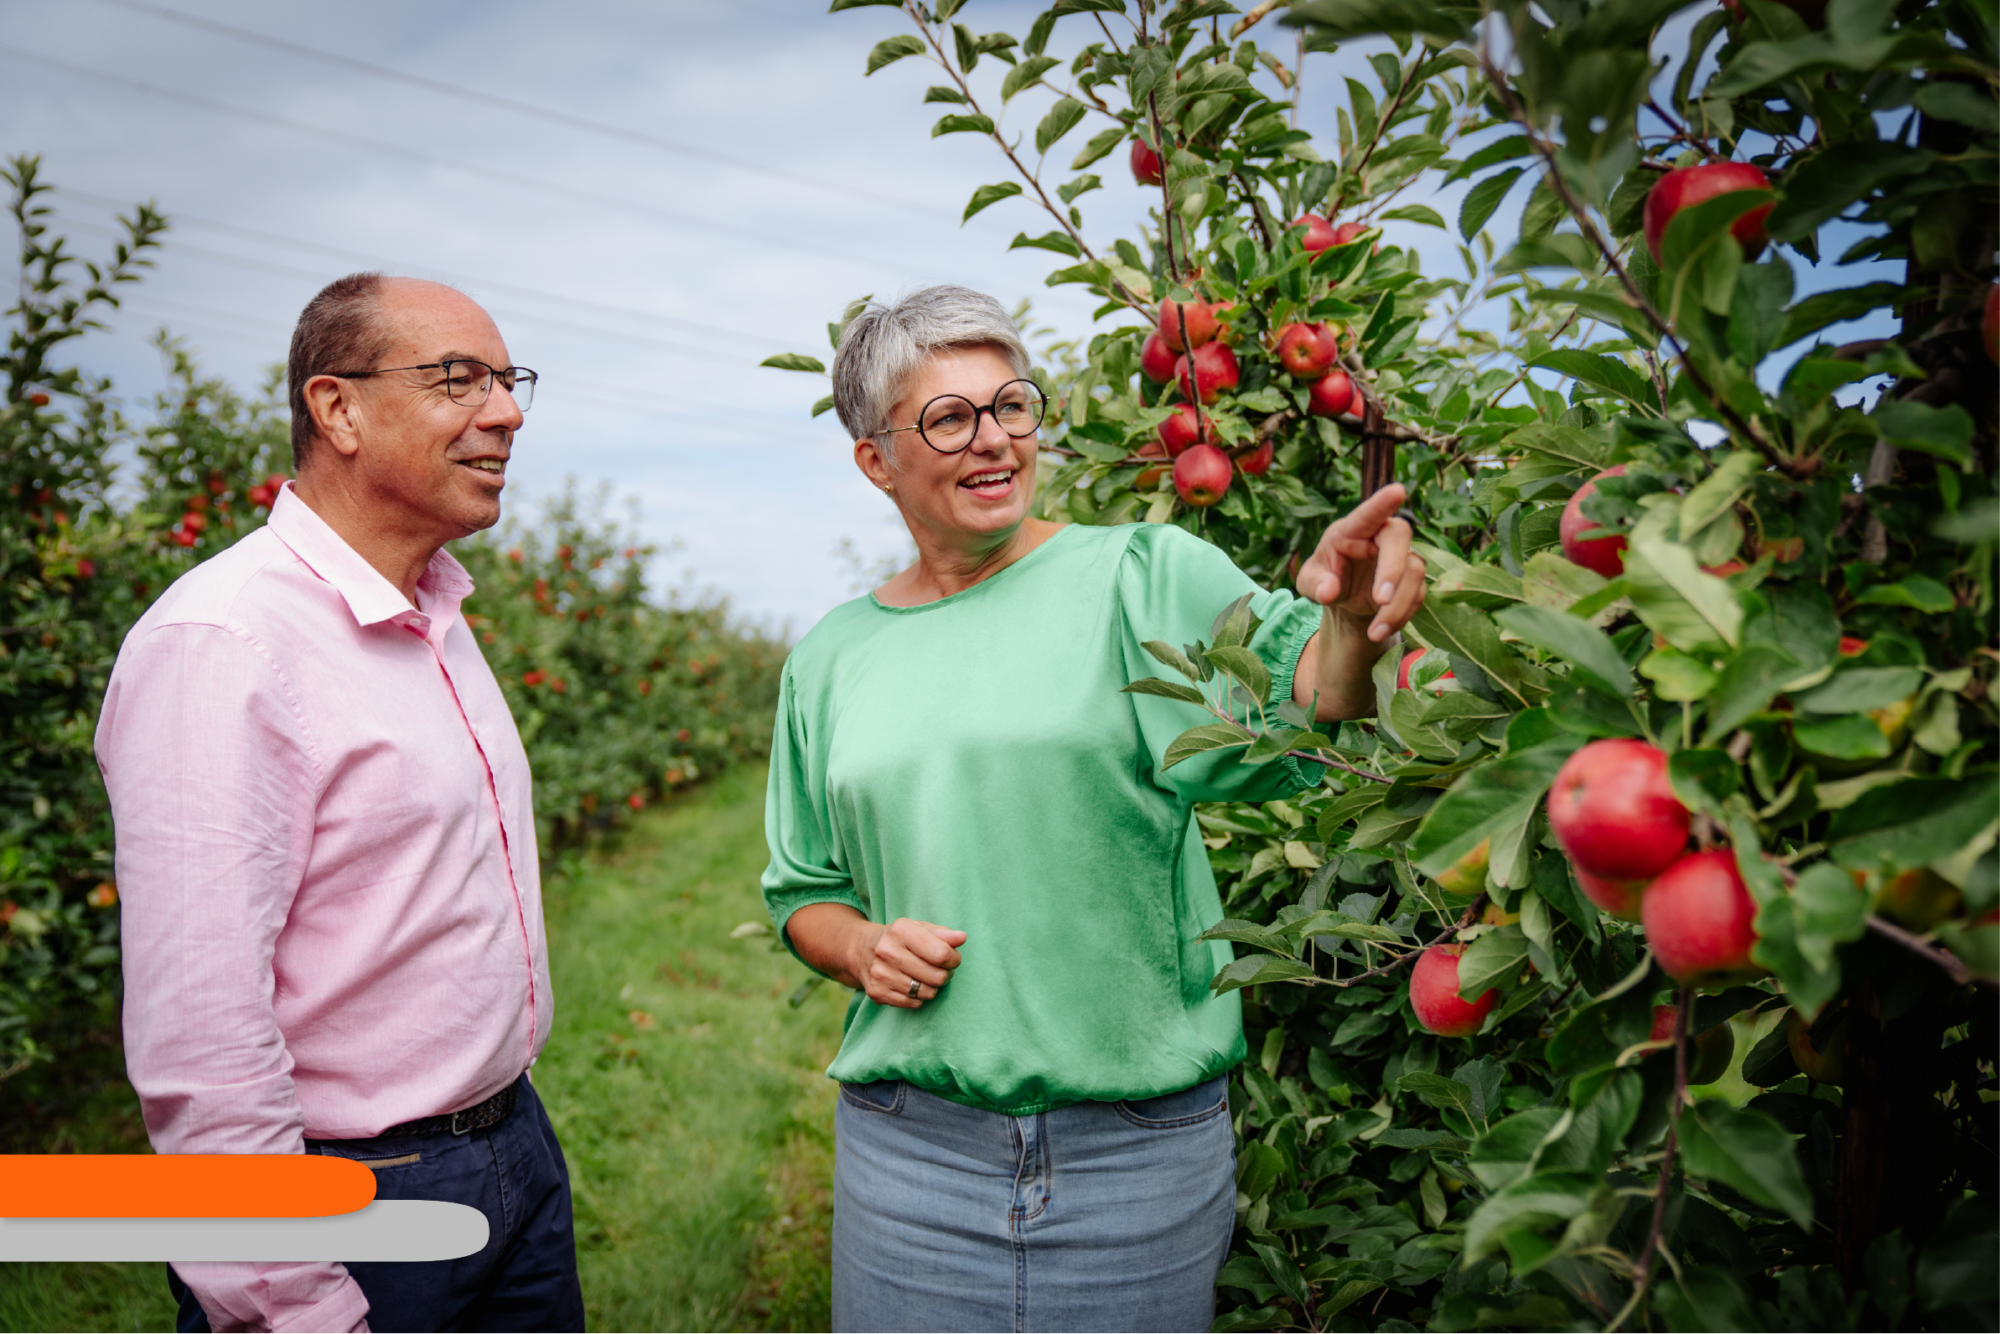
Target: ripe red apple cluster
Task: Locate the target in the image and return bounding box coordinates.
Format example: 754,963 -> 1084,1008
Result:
1549,739 -> 1764,988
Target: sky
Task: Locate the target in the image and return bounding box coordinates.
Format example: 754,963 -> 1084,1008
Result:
0,0 -> 1891,635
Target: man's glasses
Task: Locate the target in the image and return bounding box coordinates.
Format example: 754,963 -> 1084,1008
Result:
328,359 -> 538,412
878,379 -> 1046,454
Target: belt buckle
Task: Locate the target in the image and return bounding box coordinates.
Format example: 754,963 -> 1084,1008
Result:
450,1108 -> 475,1136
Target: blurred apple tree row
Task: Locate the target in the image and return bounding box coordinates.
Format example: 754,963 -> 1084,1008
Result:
0,155 -> 781,1092
804,0 -> 1997,1328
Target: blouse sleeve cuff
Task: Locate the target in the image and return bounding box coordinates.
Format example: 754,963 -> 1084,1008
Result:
1269,603 -> 1328,794
771,891 -> 868,973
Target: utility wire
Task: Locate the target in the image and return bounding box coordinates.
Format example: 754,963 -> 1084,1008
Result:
0,44 -> 930,280
88,0 -> 957,222
59,216 -> 815,371
56,186 -> 784,350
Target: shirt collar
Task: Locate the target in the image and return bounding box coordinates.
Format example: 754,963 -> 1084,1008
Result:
267,483 -> 476,645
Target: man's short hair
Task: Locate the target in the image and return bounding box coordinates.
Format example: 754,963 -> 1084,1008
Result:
287,272 -> 391,470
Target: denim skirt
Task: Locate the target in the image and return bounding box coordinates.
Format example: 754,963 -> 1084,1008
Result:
831,1075 -> 1236,1333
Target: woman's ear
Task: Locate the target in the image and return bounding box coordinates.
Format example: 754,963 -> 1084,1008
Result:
854,437 -> 896,493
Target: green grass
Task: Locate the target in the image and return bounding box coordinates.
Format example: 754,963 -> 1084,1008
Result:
0,762 -> 845,1332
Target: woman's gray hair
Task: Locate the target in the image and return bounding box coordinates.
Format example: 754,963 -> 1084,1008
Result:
830,286 -> 1032,458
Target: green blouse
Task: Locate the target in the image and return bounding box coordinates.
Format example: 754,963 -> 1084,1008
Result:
761,521 -> 1323,1114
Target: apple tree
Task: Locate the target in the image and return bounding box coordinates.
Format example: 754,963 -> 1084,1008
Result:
790,1 -> 1997,1327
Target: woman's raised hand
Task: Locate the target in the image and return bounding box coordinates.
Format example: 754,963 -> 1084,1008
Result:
853,917 -> 966,1009
1296,483 -> 1427,643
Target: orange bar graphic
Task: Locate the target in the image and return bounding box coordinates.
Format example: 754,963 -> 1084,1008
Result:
0,1155 -> 377,1218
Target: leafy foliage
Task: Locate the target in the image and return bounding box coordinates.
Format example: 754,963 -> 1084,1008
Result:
815,2 -> 1997,1328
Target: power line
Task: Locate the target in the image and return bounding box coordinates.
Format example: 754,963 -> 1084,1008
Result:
87,0 -> 958,223
57,217 -> 808,371
0,43 -> 930,281
55,186 -> 786,350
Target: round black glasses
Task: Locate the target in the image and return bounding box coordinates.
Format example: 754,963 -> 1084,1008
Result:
878,379 -> 1046,454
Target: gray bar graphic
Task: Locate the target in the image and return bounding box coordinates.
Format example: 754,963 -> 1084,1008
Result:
0,1200 -> 487,1261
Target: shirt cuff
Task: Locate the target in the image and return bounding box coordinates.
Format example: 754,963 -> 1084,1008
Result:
772,891 -> 868,974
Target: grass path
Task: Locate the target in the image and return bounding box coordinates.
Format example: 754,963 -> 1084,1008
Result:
0,762 -> 847,1332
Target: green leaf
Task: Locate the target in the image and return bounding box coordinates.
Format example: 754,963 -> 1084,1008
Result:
1854,575 -> 1955,614
829,0 -> 904,9
1163,721 -> 1253,769
1658,189 -> 1772,319
1459,167 -> 1525,239
1622,539 -> 1742,653
1205,645 -> 1272,705
1456,925 -> 1530,1000
962,181 -> 1023,222
1211,953 -> 1317,995
1034,97 -> 1088,155
1379,204 -> 1447,228
1463,1171 -> 1597,1265
1009,230 -> 1082,258
1251,1241 -> 1312,1309
1494,604 -> 1632,699
1528,349 -> 1657,411
1699,645 -> 1801,744
1936,498 -> 2000,544
1667,748 -> 1740,816
1409,601 -> 1529,705
1397,1071 -> 1475,1118
1505,422 -> 1614,471
932,113 -> 996,137
1791,666 -> 1922,716
759,352 -> 826,373
924,84 -> 970,104
1874,399 -> 1975,466
865,34 -> 928,75
1071,126 -> 1125,170
1001,54 -> 1061,102
1640,647 -> 1717,701
1766,142 -> 1935,242
1141,639 -> 1207,682
1793,714 -> 1894,762
809,394 -> 836,418
1678,1102 -> 1813,1230
1678,451 -> 1761,537
1121,677 -> 1206,705
1408,740 -> 1580,877
1830,771 -> 2000,876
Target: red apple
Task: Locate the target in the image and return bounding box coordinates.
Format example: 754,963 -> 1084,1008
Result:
1647,1005 -> 1736,1084
1289,213 -> 1336,252
1785,1008 -> 1846,1083
27,391 -> 50,407
1575,865 -> 1648,922
1548,738 -> 1690,882
1983,284 -> 1998,366
1305,368 -> 1355,418
1157,403 -> 1216,457
1398,648 -> 1455,694
1702,560 -> 1746,577
1643,161 -> 1774,263
1140,331 -> 1177,384
1211,300 -> 1241,343
1135,465 -> 1167,490
1176,342 -> 1240,404
1642,850 -> 1766,987
1131,137 -> 1163,187
1559,465 -> 1629,577
1159,297 -> 1218,352
1238,441 -> 1274,476
1173,443 -> 1233,507
1410,945 -> 1498,1037
1331,221 -> 1369,247
1876,866 -> 1962,932
1837,636 -> 1868,657
1277,322 -> 1340,377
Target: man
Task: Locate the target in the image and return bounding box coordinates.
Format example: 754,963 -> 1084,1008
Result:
96,273 -> 583,1333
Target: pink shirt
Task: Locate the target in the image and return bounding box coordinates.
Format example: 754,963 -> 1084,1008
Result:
94,485 -> 552,1332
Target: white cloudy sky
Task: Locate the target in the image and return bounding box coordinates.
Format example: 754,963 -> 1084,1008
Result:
1,0 -> 1889,634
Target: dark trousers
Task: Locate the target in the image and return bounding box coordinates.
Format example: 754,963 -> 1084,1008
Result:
170,1074 -> 585,1333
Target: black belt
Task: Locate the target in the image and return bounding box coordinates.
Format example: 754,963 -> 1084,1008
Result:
315,1080 -> 520,1143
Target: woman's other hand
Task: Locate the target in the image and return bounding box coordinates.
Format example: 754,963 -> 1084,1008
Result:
1296,482 -> 1426,643
786,903 -> 966,1009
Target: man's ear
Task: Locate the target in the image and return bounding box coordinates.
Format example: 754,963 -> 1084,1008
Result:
300,374 -> 364,460
854,437 -> 895,493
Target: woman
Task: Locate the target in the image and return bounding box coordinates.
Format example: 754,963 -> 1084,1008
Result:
762,286 -> 1424,1332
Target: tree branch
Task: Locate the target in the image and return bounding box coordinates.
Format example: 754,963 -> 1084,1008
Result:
1613,984 -> 1691,1330
1306,898 -> 1485,989
1868,914 -> 1994,989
